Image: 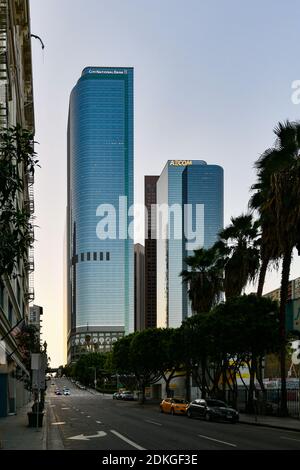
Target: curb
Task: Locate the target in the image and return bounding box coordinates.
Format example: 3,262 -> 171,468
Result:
239,419 -> 300,433
42,404 -> 48,450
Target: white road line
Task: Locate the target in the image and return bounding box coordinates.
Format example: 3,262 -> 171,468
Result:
198,434 -> 237,447
87,416 -> 91,418
145,419 -> 162,426
110,430 -> 146,450
280,436 -> 300,443
51,422 -> 66,426
61,407 -> 70,410
96,421 -> 102,424
80,412 -> 84,414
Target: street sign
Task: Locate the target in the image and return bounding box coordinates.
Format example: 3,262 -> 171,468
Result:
32,369 -> 46,390
31,353 -> 41,370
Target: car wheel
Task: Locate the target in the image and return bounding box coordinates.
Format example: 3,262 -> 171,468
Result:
187,409 -> 193,419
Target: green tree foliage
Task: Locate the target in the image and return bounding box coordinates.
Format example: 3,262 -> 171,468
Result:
0,125 -> 39,278
251,120 -> 300,415
15,324 -> 40,370
180,246 -> 223,314
214,214 -> 260,299
73,352 -> 108,386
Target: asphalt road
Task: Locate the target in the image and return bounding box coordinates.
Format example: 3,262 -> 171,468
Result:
46,378 -> 300,450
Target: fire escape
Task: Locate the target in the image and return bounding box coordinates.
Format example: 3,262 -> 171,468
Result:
26,172 -> 35,302
0,0 -> 7,128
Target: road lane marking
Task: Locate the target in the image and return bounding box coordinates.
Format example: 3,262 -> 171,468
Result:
110,430 -> 146,450
51,422 -> 66,425
198,434 -> 237,447
96,420 -> 102,424
61,407 -> 70,410
80,412 -> 84,414
145,419 -> 162,426
280,436 -> 300,443
68,431 -> 107,441
87,416 -> 91,418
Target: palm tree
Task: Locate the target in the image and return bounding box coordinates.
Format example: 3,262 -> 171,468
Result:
214,214 -> 261,300
180,246 -> 223,314
251,120 -> 300,416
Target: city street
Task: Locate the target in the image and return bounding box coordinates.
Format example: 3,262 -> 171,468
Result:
46,379 -> 300,450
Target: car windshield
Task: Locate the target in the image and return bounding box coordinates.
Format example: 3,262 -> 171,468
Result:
206,400 -> 227,408
173,399 -> 187,404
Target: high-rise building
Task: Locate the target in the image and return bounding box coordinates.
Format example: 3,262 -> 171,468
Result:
29,305 -> 43,344
0,0 -> 35,417
144,176 -> 159,328
67,67 -> 134,362
134,244 -> 145,331
156,160 -> 223,328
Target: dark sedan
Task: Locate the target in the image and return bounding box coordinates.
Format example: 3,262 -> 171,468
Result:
186,398 -> 239,423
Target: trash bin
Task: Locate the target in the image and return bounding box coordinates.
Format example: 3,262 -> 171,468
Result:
27,412 -> 44,427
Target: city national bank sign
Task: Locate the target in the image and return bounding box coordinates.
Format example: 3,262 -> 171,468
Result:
169,160 -> 192,166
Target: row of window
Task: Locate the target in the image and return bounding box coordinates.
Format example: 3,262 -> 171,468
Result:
73,252 -> 110,264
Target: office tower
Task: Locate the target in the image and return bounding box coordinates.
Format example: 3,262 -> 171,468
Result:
67,67 -> 134,361
144,176 -> 159,328
134,244 -> 145,331
29,305 -> 43,344
0,0 -> 35,417
156,160 -> 223,328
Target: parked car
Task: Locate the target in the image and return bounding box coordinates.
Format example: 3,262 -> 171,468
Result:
113,392 -> 122,399
120,391 -> 135,401
55,389 -> 62,395
63,389 -> 70,396
186,398 -> 239,423
160,398 -> 189,415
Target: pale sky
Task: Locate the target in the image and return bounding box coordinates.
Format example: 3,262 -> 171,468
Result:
30,0 -> 300,367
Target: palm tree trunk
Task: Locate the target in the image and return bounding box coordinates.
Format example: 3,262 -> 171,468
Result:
257,254 -> 269,297
279,249 -> 292,416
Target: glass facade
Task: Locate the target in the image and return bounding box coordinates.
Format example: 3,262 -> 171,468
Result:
156,160 -> 223,328
67,67 -> 134,360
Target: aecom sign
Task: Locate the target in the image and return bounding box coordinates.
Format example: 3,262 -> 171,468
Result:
169,160 -> 192,166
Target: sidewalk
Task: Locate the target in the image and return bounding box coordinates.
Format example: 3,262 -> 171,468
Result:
0,402 -> 47,450
239,413 -> 300,432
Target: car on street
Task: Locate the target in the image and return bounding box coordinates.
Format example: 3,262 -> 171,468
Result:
63,389 -> 70,396
186,398 -> 239,423
120,391 -> 134,401
160,398 -> 189,415
55,389 -> 62,395
113,392 -> 122,399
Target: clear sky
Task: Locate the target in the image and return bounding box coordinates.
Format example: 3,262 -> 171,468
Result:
30,0 -> 300,367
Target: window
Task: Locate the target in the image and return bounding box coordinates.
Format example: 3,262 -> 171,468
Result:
17,281 -> 21,306
100,252 -> 103,261
87,252 -> 91,261
8,300 -> 13,324
106,252 -> 110,261
81,253 -> 84,262
0,282 -> 4,309
93,252 -> 97,261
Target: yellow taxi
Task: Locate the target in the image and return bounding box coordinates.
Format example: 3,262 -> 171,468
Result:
160,398 -> 189,415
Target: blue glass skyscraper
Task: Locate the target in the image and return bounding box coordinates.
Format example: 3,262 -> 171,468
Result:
67,67 -> 134,361
156,160 -> 223,328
